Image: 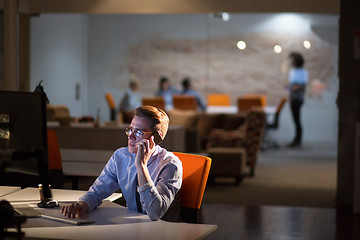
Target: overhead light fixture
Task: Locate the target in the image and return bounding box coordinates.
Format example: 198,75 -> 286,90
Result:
211,12 -> 230,22
237,41 -> 246,50
274,45 -> 282,53
303,40 -> 311,49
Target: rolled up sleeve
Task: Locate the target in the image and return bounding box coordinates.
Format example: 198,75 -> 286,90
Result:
139,162 -> 182,220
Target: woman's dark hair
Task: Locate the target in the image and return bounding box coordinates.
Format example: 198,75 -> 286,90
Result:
289,52 -> 305,68
159,77 -> 168,90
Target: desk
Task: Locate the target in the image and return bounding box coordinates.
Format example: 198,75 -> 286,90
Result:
206,105 -> 238,113
0,187 -> 121,203
206,105 -> 276,114
0,186 -> 21,197
3,188 -> 217,240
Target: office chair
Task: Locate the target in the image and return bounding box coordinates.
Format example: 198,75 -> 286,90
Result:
47,129 -> 64,188
237,94 -> 266,112
105,92 -> 116,121
142,97 -> 165,110
262,97 -> 287,149
207,93 -> 231,106
173,152 -> 212,223
173,95 -> 197,111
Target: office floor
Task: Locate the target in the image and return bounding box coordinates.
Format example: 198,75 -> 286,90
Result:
199,143 -> 360,240
200,203 -> 360,240
202,143 -> 337,208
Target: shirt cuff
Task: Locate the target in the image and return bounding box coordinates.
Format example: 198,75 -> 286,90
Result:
138,180 -> 154,193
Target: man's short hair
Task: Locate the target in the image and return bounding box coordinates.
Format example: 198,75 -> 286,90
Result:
135,106 -> 169,139
182,78 -> 190,89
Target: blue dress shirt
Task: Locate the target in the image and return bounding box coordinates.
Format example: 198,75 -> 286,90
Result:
79,145 -> 183,221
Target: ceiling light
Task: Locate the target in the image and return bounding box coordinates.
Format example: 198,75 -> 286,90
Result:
274,45 -> 282,53
303,40 -> 311,49
237,41 -> 246,50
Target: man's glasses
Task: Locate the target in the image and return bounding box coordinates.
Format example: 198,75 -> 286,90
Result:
125,126 -> 153,139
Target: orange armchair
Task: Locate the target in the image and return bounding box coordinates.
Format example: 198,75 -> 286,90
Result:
173,152 -> 212,223
206,110 -> 266,177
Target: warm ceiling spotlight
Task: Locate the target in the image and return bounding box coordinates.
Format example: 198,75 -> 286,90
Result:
237,40 -> 246,50
274,44 -> 282,53
303,40 -> 311,49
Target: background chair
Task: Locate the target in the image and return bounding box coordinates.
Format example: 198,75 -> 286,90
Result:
237,94 -> 266,112
47,129 -> 64,189
207,93 -> 231,106
173,95 -> 197,111
105,92 -> 116,121
262,97 -> 287,149
173,152 -> 212,223
142,97 -> 165,110
206,109 -> 266,177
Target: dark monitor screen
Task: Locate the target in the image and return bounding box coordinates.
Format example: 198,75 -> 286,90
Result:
0,90 -> 52,200
0,91 -> 47,152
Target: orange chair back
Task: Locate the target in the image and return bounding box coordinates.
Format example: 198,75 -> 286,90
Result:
207,93 -> 231,106
142,97 -> 165,110
276,97 -> 287,114
173,152 -> 211,209
47,129 -> 62,170
173,95 -> 197,111
237,94 -> 266,112
105,93 -> 116,110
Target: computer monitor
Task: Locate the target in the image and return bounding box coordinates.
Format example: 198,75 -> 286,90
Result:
0,90 -> 52,202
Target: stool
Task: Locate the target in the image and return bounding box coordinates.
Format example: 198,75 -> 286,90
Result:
207,147 -> 247,185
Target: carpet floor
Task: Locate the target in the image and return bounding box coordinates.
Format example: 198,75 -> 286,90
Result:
202,142 -> 337,208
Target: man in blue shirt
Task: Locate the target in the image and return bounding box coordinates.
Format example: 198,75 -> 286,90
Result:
61,106 -> 183,221
155,76 -> 179,110
181,78 -> 207,111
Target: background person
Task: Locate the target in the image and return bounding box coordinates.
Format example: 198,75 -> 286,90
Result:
286,52 -> 308,148
118,74 -> 142,112
155,76 -> 179,110
181,77 -> 207,111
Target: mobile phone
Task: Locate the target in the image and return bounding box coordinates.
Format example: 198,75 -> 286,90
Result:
152,131 -> 163,145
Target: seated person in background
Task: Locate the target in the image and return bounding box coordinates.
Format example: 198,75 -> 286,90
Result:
61,106 -> 183,222
181,77 -> 207,111
155,76 -> 179,110
118,74 -> 142,112
117,75 -> 142,123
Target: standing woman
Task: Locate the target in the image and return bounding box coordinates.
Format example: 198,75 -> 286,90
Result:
287,52 -> 308,148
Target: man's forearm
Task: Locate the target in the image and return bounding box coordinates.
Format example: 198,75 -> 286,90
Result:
137,164 -> 152,186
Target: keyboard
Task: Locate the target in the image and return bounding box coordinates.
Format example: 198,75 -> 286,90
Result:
13,204 -> 96,225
